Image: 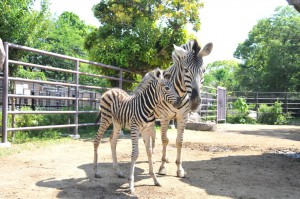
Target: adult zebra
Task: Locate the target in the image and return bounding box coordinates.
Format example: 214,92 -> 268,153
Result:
153,40 -> 213,177
93,68 -> 181,193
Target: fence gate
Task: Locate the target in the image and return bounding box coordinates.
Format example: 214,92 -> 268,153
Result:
217,87 -> 226,123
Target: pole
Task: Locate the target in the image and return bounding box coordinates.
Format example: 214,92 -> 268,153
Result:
74,60 -> 79,136
2,42 -> 8,144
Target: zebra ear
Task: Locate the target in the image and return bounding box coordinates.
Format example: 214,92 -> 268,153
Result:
199,42 -> 213,57
173,44 -> 188,57
163,71 -> 171,80
154,69 -> 163,80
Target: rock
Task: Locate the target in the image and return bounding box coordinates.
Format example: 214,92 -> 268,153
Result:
188,112 -> 201,123
186,121 -> 217,131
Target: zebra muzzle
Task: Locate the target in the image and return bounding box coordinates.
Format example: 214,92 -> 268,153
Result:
173,97 -> 182,108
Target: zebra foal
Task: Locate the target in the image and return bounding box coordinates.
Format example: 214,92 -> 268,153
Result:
93,68 -> 181,193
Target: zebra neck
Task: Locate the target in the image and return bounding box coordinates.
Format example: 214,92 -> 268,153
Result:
167,63 -> 186,96
139,83 -> 159,116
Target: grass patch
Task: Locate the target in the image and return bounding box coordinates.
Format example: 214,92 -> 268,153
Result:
0,137 -> 72,158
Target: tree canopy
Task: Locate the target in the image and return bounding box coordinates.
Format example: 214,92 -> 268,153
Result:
85,0 -> 204,88
234,6 -> 300,92
204,60 -> 239,91
0,0 -> 51,77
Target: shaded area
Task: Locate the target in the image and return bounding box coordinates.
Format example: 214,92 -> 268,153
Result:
36,162 -> 155,198
223,125 -> 300,141
180,153 -> 300,199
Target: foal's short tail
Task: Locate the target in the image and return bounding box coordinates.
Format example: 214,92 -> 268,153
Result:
95,111 -> 101,124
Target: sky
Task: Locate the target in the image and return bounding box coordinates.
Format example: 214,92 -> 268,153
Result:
48,0 -> 288,64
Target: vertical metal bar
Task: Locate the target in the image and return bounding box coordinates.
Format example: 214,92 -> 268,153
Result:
11,98 -> 16,141
217,87 -> 219,123
67,86 -> 70,134
285,93 -> 288,113
2,42 -> 9,143
119,69 -> 123,89
74,60 -> 79,135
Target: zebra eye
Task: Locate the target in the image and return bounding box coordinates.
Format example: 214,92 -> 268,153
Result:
164,86 -> 170,90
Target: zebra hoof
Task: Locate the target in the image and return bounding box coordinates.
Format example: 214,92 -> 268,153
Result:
158,166 -> 166,175
129,187 -> 135,194
95,173 -> 102,178
177,170 -> 186,178
154,180 -> 161,186
118,173 -> 125,178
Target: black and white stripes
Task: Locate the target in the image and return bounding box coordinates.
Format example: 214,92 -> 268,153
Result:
93,68 -> 180,193
153,40 -> 213,177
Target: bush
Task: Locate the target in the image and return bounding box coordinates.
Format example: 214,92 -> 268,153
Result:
227,97 -> 256,124
1,106 -> 99,143
257,100 -> 289,125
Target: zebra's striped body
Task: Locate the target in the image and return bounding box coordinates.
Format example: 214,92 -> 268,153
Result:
153,40 -> 213,177
93,69 -> 180,193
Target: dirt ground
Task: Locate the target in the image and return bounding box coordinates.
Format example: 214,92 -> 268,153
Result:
0,124 -> 300,199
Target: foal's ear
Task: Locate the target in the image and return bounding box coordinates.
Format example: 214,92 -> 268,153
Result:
163,71 -> 171,80
153,68 -> 163,80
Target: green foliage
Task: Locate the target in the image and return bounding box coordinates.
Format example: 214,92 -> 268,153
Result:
227,97 -> 255,124
233,97 -> 248,114
234,6 -> 300,92
0,0 -> 52,77
15,107 -> 44,127
85,0 -> 204,88
258,101 -> 289,125
204,60 -> 239,91
26,12 -> 92,82
2,106 -> 100,143
0,0 -> 51,48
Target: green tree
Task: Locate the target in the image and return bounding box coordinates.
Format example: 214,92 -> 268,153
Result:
203,60 -> 239,91
27,12 -> 92,81
85,0 -> 204,88
0,0 -> 51,76
234,6 -> 300,92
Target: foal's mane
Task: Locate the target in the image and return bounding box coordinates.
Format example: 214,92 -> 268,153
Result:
133,69 -> 160,95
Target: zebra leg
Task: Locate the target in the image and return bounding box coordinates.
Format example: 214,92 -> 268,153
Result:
110,122 -> 125,178
128,127 -> 139,194
158,119 -> 170,175
149,123 -> 156,164
94,118 -> 112,178
175,117 -> 187,178
141,130 -> 161,187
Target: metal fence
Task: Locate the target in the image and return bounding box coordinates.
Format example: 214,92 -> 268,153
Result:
227,91 -> 300,116
1,42 -> 135,145
199,86 -> 226,123
1,42 -> 225,145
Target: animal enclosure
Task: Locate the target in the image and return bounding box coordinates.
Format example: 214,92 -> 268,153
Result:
0,43 -> 224,145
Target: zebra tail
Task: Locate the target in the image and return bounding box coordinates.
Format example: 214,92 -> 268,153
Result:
95,111 -> 101,124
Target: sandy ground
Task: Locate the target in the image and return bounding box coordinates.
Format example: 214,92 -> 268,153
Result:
0,124 -> 299,199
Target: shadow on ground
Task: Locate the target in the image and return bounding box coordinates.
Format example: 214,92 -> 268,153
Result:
180,153 -> 300,199
224,126 -> 300,141
36,162 -> 145,198
36,152 -> 300,199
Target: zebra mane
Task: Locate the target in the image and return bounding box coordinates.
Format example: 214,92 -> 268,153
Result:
133,69 -> 162,95
181,39 -> 201,55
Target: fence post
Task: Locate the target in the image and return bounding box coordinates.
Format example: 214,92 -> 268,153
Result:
119,69 -> 123,89
74,60 -> 79,137
1,42 -> 9,146
31,89 -> 35,110
217,87 -> 226,123
11,98 -> 16,141
285,93 -> 288,113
